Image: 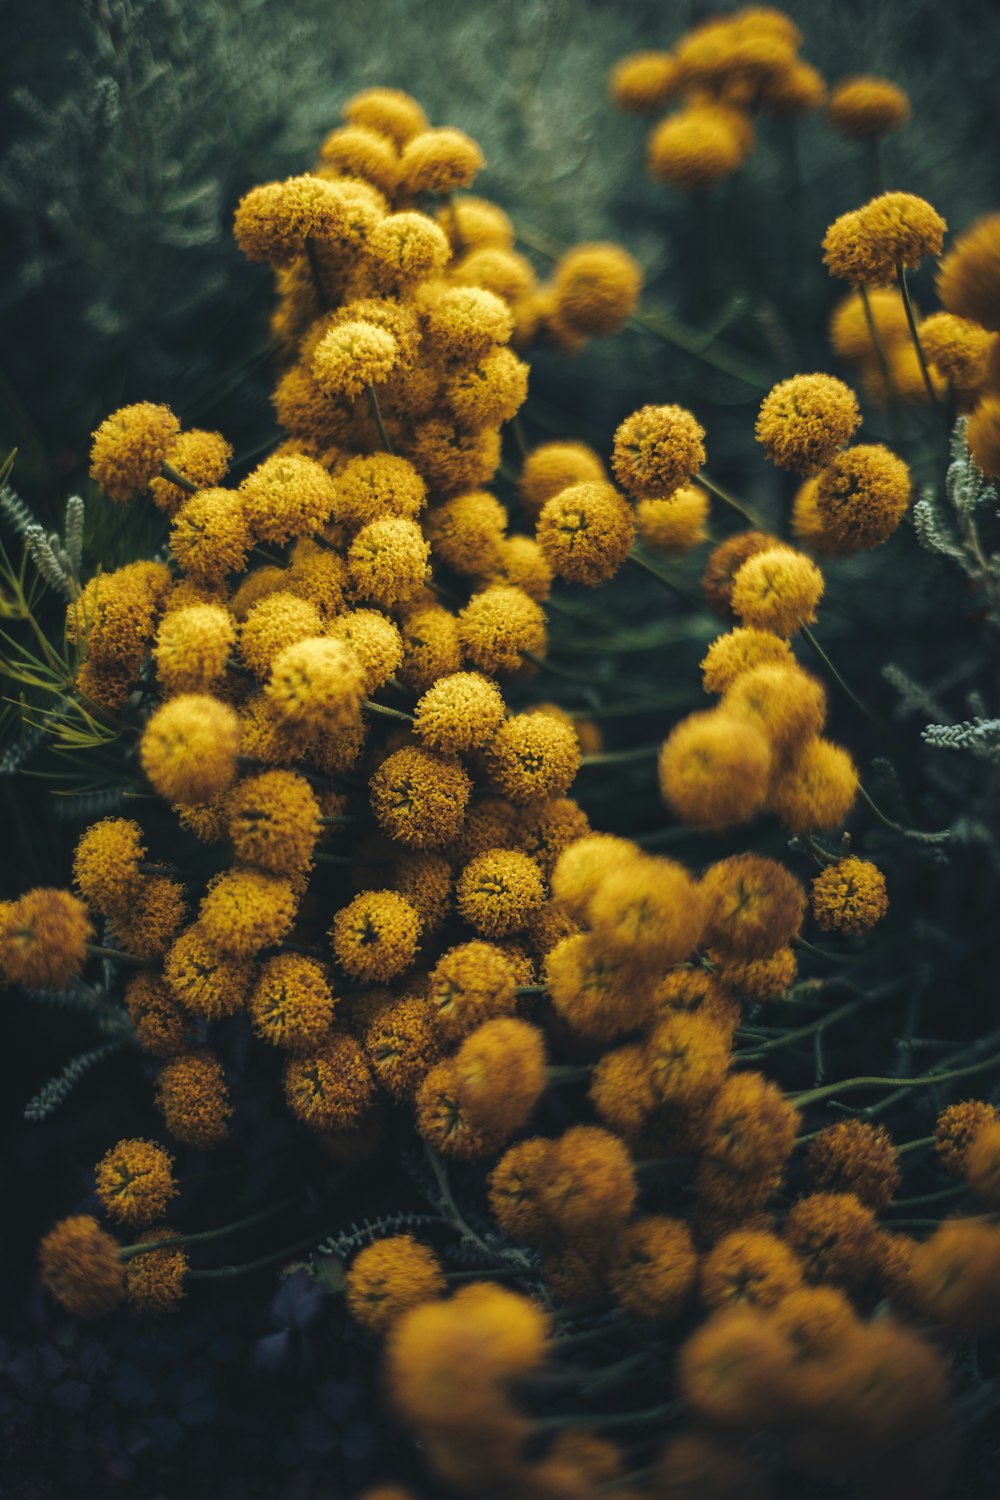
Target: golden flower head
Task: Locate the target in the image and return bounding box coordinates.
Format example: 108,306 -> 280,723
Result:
40,1215 -> 125,1318
636,485 -> 710,554
73,817 -> 145,917
658,709 -> 772,830
588,1042 -> 657,1137
370,744 -> 472,850
541,1125 -> 637,1236
812,443 -> 912,551
346,1235 -> 446,1335
317,127 -> 399,195
612,403 -> 706,499
0,888 -> 93,990
156,1050 -> 232,1149
488,1137 -> 554,1243
701,1069 -> 800,1178
544,932 -> 650,1041
823,192 -> 946,286
392,852 -> 455,935
198,867 -> 298,960
711,945 -> 797,1005
937,213 -> 1000,331
785,1191 -> 879,1290
827,75 -> 911,138
588,853 -> 707,968
609,1215 -> 697,1320
722,661 -> 826,754
536,482 -> 636,586
452,244 -> 535,306
400,126 -> 484,193
70,565 -> 163,677
701,1229 -> 803,1310
456,848 -> 546,937
365,994 -> 442,1100
125,1226 -> 188,1315
829,286 -> 911,362
438,193 -> 514,253
755,374 -> 861,474
645,1011 -> 730,1106
164,924 -> 254,1019
909,1218 -> 1000,1332
90,402 -> 180,502
810,856 -> 888,935
335,452 -> 427,532
149,429 -> 233,516
233,174 -> 356,264
730,545 -> 824,637
418,283 -> 513,362
240,593 -> 324,679
701,626 -> 794,695
238,453 -> 338,546
348,516 -> 430,609
701,853 -> 806,960
609,51 -> 682,115
266,636 -> 366,732
678,1306 -> 793,1430
652,967 -> 741,1035
284,1033 -> 374,1130
250,953 -> 336,1052
368,211 -> 451,290
453,1016 -> 547,1136
515,797 -> 590,883
701,530 -> 780,618
343,87 -> 428,147
154,604 -> 235,697
425,489 -> 507,575
327,609 -> 403,693
806,1120 -> 901,1209
170,487 -> 251,584
428,939 -> 518,1043
935,1099 -> 1000,1176
95,1139 -> 177,1229
762,59 -> 827,117
414,1057 -> 504,1160
918,311 -> 995,388
312,319 -> 400,400
332,889 -> 421,982
647,106 -> 750,191
550,243 -> 643,338
457,585 -> 546,676
769,1284 -> 857,1361
519,442 -> 607,522
228,769 -> 321,877
444,346 -> 528,428
769,734 -> 859,834
413,672 -> 505,756
124,971 -> 192,1058
968,392 -> 1000,479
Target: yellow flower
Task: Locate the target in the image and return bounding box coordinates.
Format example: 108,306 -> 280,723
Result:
636,486 -> 710,554
196,868 -> 297,961
806,1120 -> 901,1209
937,213 -> 1000,332
266,636 -> 366,732
250,953 -> 336,1052
418,283 -> 513,363
437,193 -> 514,252
515,796 -> 590,881
813,444 -> 912,550
967,392 -> 1000,479
609,51 -> 681,115
392,852 -> 454,937
347,516 -> 430,609
824,192 -> 946,286
544,931 -> 650,1041
769,734 -> 859,834
484,711 -> 581,804
40,1215 -> 125,1318
722,661 -> 826,752
456,849 -> 546,937
149,429 -> 233,516
536,482 -> 636,586
658,709 -> 772,830
700,626 -> 793,694
425,490 -> 507,575
284,1034 -> 374,1130
918,311 -> 995,389
332,890 -> 421,982
240,593 -> 323,679
588,1041 -> 657,1137
170,487 -> 251,583
414,1058 -> 504,1160
488,1137 -> 555,1242
346,1235 -> 446,1335
458,584 -> 547,675
400,126 -> 484,193
413,672 -> 505,756
318,126 -> 399,195
342,87 -> 428,147
519,442 -> 607,523
701,530 -> 780,618
365,995 -> 442,1100
540,1125 -> 637,1236
588,853 -> 706,968
124,972 -> 192,1058
427,940 -> 518,1043
612,403 -> 706,499
334,452 -> 428,532
368,211 -> 451,290
453,1017 -> 546,1135
647,106 -> 750,191
312,319 -> 400,400
73,818 -> 145,917
164,924 -> 254,1019
711,946 -> 797,1004
370,745 -> 472,850
90,402 -> 180,503
755,374 -> 861,474
645,1011 -> 730,1106
784,1191 -> 878,1291
452,245 -> 536,305
829,287 -> 911,361
233,174 -> 357,265
328,609 -> 404,693
810,856 -> 888,935
826,76 -> 911,138
156,1051 -> 232,1149
701,853 -> 806,960
154,604 -> 235,696
701,1229 -> 802,1311
909,1218 -> 1000,1331
238,453 -> 338,545
678,1307 -> 793,1431
550,243 -> 643,338
95,1139 -> 177,1229
443,346 -> 528,429
406,418 -> 502,496
228,769 -> 321,877
125,1226 -> 188,1315
730,545 -> 824,637
0,888 -> 93,989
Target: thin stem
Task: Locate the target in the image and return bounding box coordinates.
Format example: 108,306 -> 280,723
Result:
898,1135 -> 936,1156
304,236 -> 328,310
366,384 -> 394,453
532,1402 -> 679,1434
510,414 -> 529,462
160,462 -> 197,496
734,995 -> 868,1059
85,942 -> 154,968
517,984 -> 548,997
897,264 -> 941,408
856,783 -> 951,844
859,285 -> 896,406
187,1230 -> 329,1278
363,698 -> 414,724
887,1183 -> 968,1209
799,623 -> 878,725
545,1063 -> 595,1083
793,1046 -> 1000,1110
698,473 -> 765,529
580,745 -> 660,768
626,551 -> 698,605
121,1195 -> 301,1260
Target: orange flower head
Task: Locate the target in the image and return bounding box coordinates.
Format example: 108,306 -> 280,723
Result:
540,1125 -> 637,1236
149,429 -> 232,516
588,1042 -> 658,1138
250,954 -> 336,1052
155,603 -> 235,696
701,1229 -> 803,1310
164,924 -> 253,1019
769,734 -> 859,835
347,516 -> 430,610
95,1139 -> 177,1229
0,888 -> 93,990
332,890 -> 421,983
459,585 -> 547,675
537,482 -> 635,587
806,1120 -> 900,1209
453,1016 -> 546,1136
456,849 -> 546,937
813,443 -> 912,551
549,833 -> 639,918
90,402 -> 180,502
609,1215 -> 697,1320
551,242 -> 643,338
612,403 -> 706,499
702,1070 -> 801,1178
140,694 -> 241,806
636,486 -> 710,554
544,931 -> 652,1041
659,710 -> 772,830
770,1284 -> 858,1361
722,662 -> 826,754
400,127 -> 484,193
935,1098 -> 1000,1175
829,286 -> 911,361
398,605 -> 462,694
701,854 -> 806,961
966,1120 -> 1000,1205
967,392 -> 1000,478
170,487 -> 251,584
155,1051 -> 232,1149
784,1191 -> 879,1291
609,51 -> 681,115
125,1226 -> 188,1315
428,940 -> 518,1043
485,711 -> 581,805
647,106 -> 750,191
701,627 -> 793,695
415,1057 -> 504,1160
413,672 -> 505,756
40,1215 -> 125,1318
73,817 -> 145,918
827,76 -> 911,138
730,545 -> 824,637
909,1217 -> 1000,1331
346,1235 -> 446,1334
678,1305 -> 793,1430
284,1034 -> 374,1131
810,857 -> 888,935
712,946 -> 797,1005
370,745 -> 472,850
645,1011 -> 730,1107
937,212 -> 1000,331
488,1137 -> 555,1243
519,442 -> 606,522
702,530 -> 780,618
755,374 -> 861,474
198,868 -> 298,960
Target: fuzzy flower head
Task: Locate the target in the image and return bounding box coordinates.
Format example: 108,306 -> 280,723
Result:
551,243 -> 643,338
317,127 -> 399,195
95,1140 -> 177,1229
332,890 -> 421,982
488,1137 -> 554,1243
154,604 -> 235,696
90,403 -> 180,503
935,1099 -> 1000,1176
966,1122 -> 1000,1205
700,1229 -> 803,1310
536,482 -> 635,586
284,1034 -> 374,1131
827,75 -> 911,138
73,817 -> 145,918
444,346 -> 528,428
700,626 -> 793,695
233,174 -> 353,264
335,453 -> 427,533
198,869 -> 298,960
909,1218 -> 1000,1332
812,444 -> 912,551
312,320 -> 400,400
343,87 -> 427,146
453,1017 -> 546,1136
519,442 -> 606,522
400,127 -> 484,193
730,545 -> 824,638
348,517 -> 429,609
428,939 -> 518,1043
612,403 -> 706,499
124,972 -> 192,1058
370,745 -> 472,850
250,953 -> 336,1052
484,712 -> 581,805
346,1236 -> 446,1335
266,637 -> 366,733
459,585 -> 546,675
701,854 -> 805,960
170,488 -> 251,583
0,888 -> 93,990
823,193 -> 947,286
937,213 -> 1000,331
702,1069 -> 800,1178
239,593 -> 323,678
328,609 -> 403,694
609,1216 -> 697,1320
228,769 -> 321,877
40,1216 -> 125,1318
810,856 -> 887,935
678,1306 -> 794,1431
755,374 -> 861,474
365,995 -> 442,1100
587,854 -> 707,969
702,530 -> 780,618
368,211 -> 450,290
413,672 -> 505,756
769,734 -> 859,834
658,709 -> 772,830
829,287 -> 911,362
918,311 -> 996,390
456,849 -> 546,938
425,489 -> 507,576
544,932 -> 651,1041
645,1011 -> 730,1106
414,1058 -> 503,1160
540,1125 -> 637,1237
609,50 -> 682,114
156,1051 -> 232,1149
418,283 -> 513,362
149,429 -> 233,516
722,662 -> 827,754
785,1192 -> 879,1291
636,486 -> 710,554
806,1120 -> 901,1209
125,1227 -> 188,1315
165,925 -> 253,1019
239,454 -> 338,546
647,106 -> 751,191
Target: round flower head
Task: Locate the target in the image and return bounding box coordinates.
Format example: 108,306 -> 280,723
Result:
170,488 -> 250,583
701,1229 -> 803,1310
701,854 -> 805,961
966,1121 -> 1000,1205
400,126 -> 484,193
722,662 -> 827,753
551,243 -> 643,338
40,1215 -> 125,1318
398,605 -> 462,694
198,869 -> 297,960
392,852 -> 454,937
425,490 -> 507,577
428,940 -> 518,1043
238,454 -> 337,546
544,932 -> 650,1041
609,50 -> 681,114
334,453 -> 427,533
824,193 -> 946,286
829,287 -> 911,362
149,429 -> 233,516
769,1284 -> 858,1363
413,672 -> 505,756
332,890 -> 421,982
125,1226 -> 188,1315
587,854 -> 706,968
935,1099 -> 1000,1176
612,404 -> 706,499
645,1011 -> 730,1106
762,58 -> 827,117
437,194 -> 514,253
806,1120 -> 901,1209
588,1042 -> 657,1137
812,444 -> 912,551
515,797 -> 590,881
909,1218 -> 1000,1332
284,1034 -> 374,1131
790,475 -> 851,555
937,213 -> 1000,331
755,374 -> 860,474
810,857 -> 887,935
647,106 -> 749,191
90,402 -> 180,502
536,482 -> 635,586
827,76 -> 911,138
365,995 -> 442,1100
343,87 -> 428,147
406,418 -> 502,496
368,211 -> 450,290
250,953 -> 336,1052
228,769 -> 321,877
784,1192 -> 878,1291
233,174 -> 355,264
110,876 -> 187,962
454,1016 -> 546,1135
658,709 -> 771,830
458,585 -> 547,675
701,1070 -> 800,1179
519,442 -> 606,522
712,945 -> 797,1005
452,245 -> 536,305
346,1235 -> 446,1335
418,283 -> 513,362
918,312 -> 995,390
702,530 -> 780,618
652,967 -> 740,1035
488,534 -> 557,603
370,745 -> 472,850
73,817 -> 145,917
484,712 -> 581,805
730,546 -> 824,638
240,593 -> 324,680
968,393 -> 1000,478
317,126 -> 398,195
608,1216 -> 697,1321
701,627 -> 794,695
95,1139 -> 177,1229
541,1125 -> 637,1236
266,637 -> 366,732
124,972 -> 192,1058
488,1137 -> 555,1242
348,516 -> 429,609
327,610 -> 403,694
636,486 -> 710,554
678,1307 -> 794,1431
448,796 -> 517,865
456,849 -> 546,937
769,734 -> 858,834
0,888 -> 92,990
415,1058 -> 503,1160
444,346 -> 528,428
154,604 -> 235,696
312,320 -> 400,400
156,1051 -> 232,1149
164,924 -> 253,1018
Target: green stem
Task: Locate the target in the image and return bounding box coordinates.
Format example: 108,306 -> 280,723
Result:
897,264 -> 941,408
580,745 -> 660,768
856,782 -> 951,845
698,473 -> 765,529
187,1230 -> 330,1278
545,1063 -> 594,1083
626,551 -> 698,605
798,623 -> 878,725
363,698 -> 414,724
532,1402 -> 679,1433
366,384 -> 394,454
122,1195 -> 301,1261
734,995 -> 868,1059
160,462 -> 197,496
85,943 -> 154,968
792,1046 -> 1000,1110
859,285 -> 897,408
